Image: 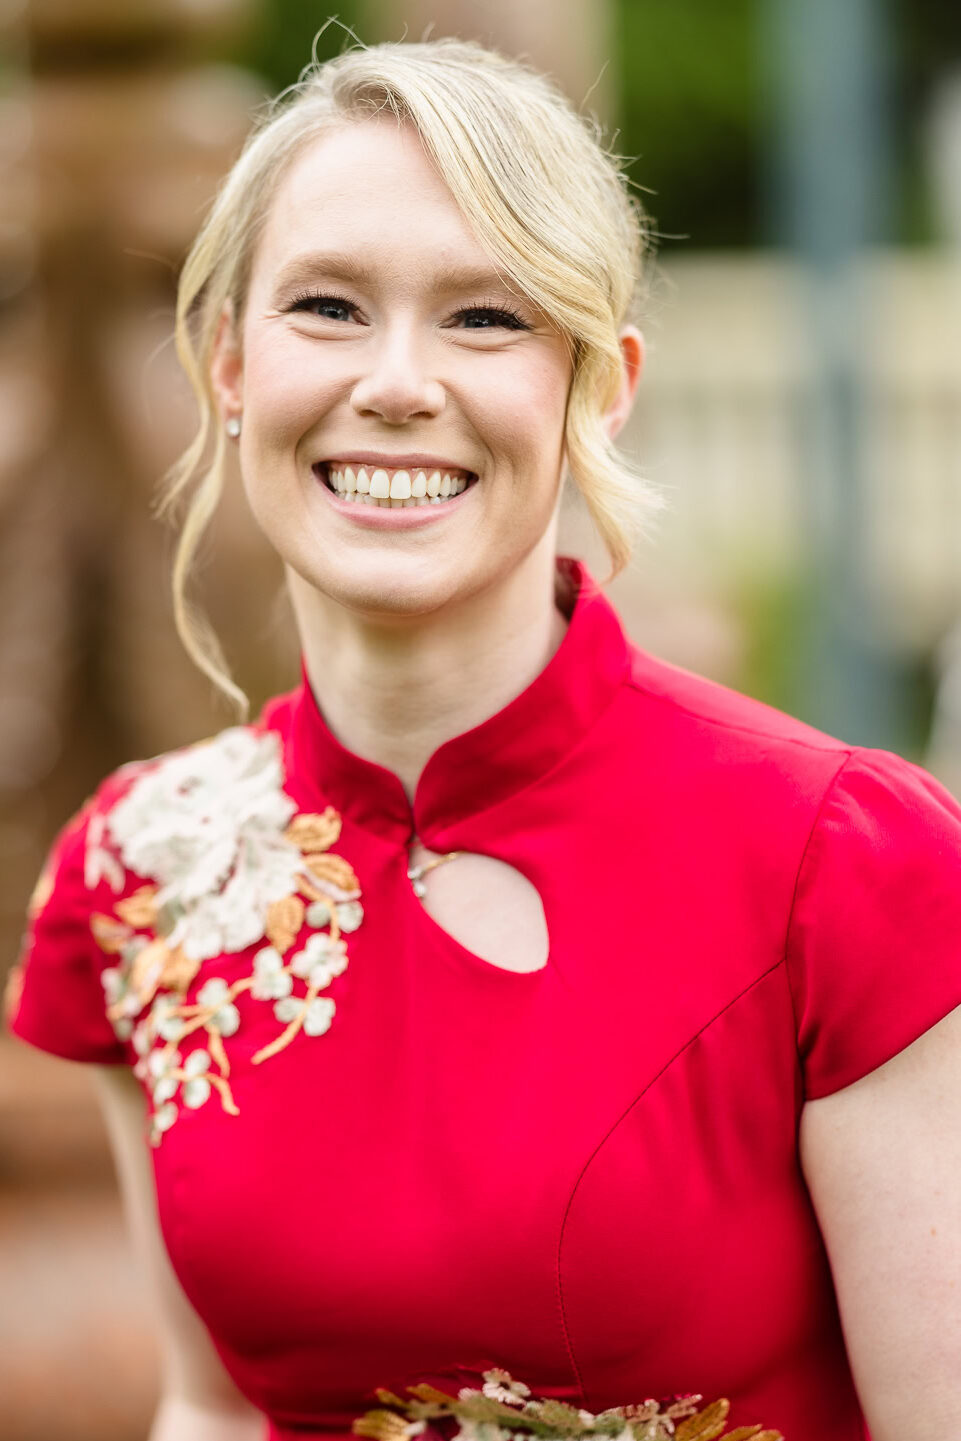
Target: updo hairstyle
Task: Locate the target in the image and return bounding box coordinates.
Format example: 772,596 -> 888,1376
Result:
163,34 -> 662,713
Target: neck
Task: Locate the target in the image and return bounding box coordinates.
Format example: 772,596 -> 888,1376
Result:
288,550 -> 572,803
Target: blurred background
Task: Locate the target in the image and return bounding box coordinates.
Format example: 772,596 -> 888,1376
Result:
2,1 -> 961,1436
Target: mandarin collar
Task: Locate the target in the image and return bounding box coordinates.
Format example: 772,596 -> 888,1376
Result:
282,557 -> 631,846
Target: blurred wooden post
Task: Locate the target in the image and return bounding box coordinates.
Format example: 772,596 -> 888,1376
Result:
0,7 -> 278,1440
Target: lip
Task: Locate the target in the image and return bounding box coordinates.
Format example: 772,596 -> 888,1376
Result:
314,468 -> 475,528
317,452 -> 477,478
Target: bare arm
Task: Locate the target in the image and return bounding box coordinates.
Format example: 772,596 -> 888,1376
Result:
799,1001 -> 961,1441
90,1065 -> 266,1441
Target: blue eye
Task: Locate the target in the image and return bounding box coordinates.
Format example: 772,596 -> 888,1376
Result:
285,291 -> 531,332
287,292 -> 356,321
453,305 -> 530,331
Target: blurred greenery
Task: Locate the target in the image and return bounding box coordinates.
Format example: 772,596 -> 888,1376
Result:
245,0 -> 961,249
613,0 -> 758,249
248,4 -> 366,94
730,568 -> 938,757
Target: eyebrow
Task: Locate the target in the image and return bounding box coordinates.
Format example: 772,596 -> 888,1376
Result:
270,249 -> 522,300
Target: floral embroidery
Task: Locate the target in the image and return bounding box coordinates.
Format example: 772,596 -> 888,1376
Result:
275,992 -> 336,1036
106,728 -> 303,962
470,1372 -> 531,1407
84,810 -> 125,893
83,727 -> 364,1145
251,946 -> 294,1000
353,1369 -> 783,1441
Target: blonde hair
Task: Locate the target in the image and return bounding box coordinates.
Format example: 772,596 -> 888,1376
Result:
161,32 -> 662,714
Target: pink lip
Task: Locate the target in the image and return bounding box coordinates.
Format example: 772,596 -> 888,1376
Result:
315,471 -> 474,528
317,453 -> 477,477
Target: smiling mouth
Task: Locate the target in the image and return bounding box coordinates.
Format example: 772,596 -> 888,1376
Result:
314,462 -> 477,508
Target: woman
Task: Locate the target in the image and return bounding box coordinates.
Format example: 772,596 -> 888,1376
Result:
6,36 -> 961,1441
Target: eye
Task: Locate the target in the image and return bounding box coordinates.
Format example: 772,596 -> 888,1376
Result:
286,291 -> 358,322
452,303 -> 530,332
283,291 -> 531,331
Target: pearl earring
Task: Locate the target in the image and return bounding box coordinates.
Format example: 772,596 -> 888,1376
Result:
225,416 -> 241,438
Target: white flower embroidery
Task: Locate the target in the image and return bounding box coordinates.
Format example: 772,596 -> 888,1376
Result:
84,810 -> 125,893
181,1049 -> 213,1108
99,931 -> 151,1040
100,966 -> 123,1007
336,900 -> 364,933
150,1101 -> 178,1145
454,1422 -> 515,1441
151,993 -> 186,1042
147,1046 -> 182,1104
289,932 -> 348,989
105,729 -> 302,961
100,970 -> 132,1039
145,1045 -> 214,1111
250,945 -> 294,1000
274,994 -> 336,1036
480,1371 -> 531,1407
196,977 -> 240,1036
305,901 -> 331,927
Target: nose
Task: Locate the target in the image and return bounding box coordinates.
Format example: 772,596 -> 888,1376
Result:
349,322 -> 446,423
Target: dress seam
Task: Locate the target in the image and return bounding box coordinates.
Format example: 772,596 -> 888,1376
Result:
554,953 -> 787,1403
779,749 -> 859,1103
624,675 -> 859,758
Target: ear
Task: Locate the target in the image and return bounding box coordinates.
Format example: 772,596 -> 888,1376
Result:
603,324 -> 645,442
210,304 -> 244,422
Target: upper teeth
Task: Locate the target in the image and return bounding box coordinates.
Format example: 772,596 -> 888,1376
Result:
325,465 -> 471,506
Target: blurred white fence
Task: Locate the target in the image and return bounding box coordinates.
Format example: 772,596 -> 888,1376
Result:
590,251 -> 961,654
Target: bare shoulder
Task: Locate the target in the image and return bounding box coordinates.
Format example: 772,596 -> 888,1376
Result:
89,1065 -> 264,1425
799,1003 -> 961,1437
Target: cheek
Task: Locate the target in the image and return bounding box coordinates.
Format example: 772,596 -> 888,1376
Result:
242,329 -> 340,442
470,351 -> 570,470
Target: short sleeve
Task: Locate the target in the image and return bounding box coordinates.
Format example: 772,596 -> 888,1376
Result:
4,796 -> 128,1065
786,746 -> 961,1099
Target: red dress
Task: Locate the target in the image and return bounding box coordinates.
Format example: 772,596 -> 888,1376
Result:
9,556 -> 961,1441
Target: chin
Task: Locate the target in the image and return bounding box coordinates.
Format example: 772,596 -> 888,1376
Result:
292,550 -> 483,621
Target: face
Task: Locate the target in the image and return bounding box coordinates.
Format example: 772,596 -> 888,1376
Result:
212,118 -> 640,622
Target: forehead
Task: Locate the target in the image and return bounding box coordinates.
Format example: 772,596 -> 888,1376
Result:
253,118 -> 495,285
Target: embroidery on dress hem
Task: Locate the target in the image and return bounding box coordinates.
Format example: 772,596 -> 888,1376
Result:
81,728 -> 364,1146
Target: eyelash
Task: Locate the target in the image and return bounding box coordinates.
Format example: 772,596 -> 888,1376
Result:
285,289 -> 531,332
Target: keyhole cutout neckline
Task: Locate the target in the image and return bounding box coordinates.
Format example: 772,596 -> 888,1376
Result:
406,841 -> 551,974
280,556 -> 632,848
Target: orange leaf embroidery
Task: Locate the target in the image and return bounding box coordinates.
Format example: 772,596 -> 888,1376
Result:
115,885 -> 159,929
297,876 -> 330,904
265,894 -> 306,954
302,852 -> 359,893
159,945 -> 200,995
675,1400 -> 731,1441
91,912 -> 133,954
285,808 -> 342,854
129,939 -> 169,1010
